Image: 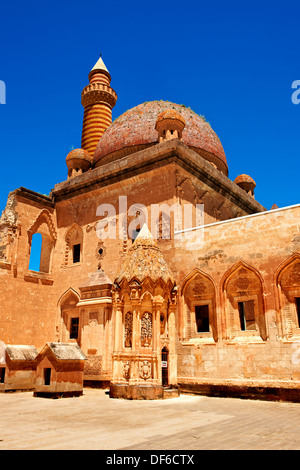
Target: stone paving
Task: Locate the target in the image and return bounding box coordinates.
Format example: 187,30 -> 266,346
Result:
0,389 -> 300,450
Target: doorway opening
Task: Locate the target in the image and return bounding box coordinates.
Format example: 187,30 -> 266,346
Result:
161,347 -> 168,387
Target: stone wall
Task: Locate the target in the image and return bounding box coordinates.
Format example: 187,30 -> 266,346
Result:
173,204 -> 300,386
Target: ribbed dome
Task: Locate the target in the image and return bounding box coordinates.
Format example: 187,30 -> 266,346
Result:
93,101 -> 228,174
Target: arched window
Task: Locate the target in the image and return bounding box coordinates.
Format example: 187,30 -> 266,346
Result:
222,262 -> 267,342
64,224 -> 83,266
127,205 -> 148,244
59,289 -> 80,343
28,210 -> 57,274
276,254 -> 300,340
154,211 -> 171,241
181,269 -> 217,342
28,233 -> 42,271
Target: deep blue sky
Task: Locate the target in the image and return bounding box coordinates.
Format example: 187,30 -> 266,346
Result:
0,0 -> 299,214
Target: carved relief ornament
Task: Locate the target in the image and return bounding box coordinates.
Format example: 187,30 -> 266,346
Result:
139,361 -> 152,380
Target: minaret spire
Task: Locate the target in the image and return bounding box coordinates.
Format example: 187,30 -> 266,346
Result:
81,54 -> 117,159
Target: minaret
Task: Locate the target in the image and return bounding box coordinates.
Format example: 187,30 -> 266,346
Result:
81,55 -> 117,159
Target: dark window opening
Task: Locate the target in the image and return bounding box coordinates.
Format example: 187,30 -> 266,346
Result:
238,300 -> 256,331
0,368 -> 5,384
124,312 -> 133,348
195,305 -> 209,333
44,368 -> 51,386
73,244 -> 81,263
70,317 -> 79,339
162,348 -> 168,387
131,227 -> 140,243
296,298 -> 300,328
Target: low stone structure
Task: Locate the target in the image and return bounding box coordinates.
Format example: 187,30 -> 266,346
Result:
34,342 -> 86,398
0,345 -> 38,392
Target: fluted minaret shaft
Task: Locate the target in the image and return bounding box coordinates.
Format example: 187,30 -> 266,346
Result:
81,56 -> 117,158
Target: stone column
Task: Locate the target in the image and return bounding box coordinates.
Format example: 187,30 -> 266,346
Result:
154,300 -> 163,384
114,301 -> 123,352
168,307 -> 177,385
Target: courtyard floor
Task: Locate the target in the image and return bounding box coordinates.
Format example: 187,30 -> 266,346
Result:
0,388 -> 300,450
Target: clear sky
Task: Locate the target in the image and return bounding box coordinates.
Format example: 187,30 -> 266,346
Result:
0,0 -> 299,214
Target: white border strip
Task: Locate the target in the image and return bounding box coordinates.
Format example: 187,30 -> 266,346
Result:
175,202 -> 300,235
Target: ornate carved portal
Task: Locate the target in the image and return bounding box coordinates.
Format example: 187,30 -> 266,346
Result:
111,276 -> 177,398
110,224 -> 178,399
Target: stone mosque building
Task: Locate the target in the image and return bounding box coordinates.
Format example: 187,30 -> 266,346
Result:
0,55 -> 300,400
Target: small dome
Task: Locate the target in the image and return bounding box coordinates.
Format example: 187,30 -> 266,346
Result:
234,174 -> 256,197
155,109 -> 186,142
234,174 -> 256,188
66,148 -> 92,178
155,109 -> 186,128
66,148 -> 91,165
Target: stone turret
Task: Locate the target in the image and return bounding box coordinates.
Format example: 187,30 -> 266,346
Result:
66,148 -> 92,179
234,174 -> 256,198
155,109 -> 186,143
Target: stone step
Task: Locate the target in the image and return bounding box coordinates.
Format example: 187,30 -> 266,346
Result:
163,387 -> 180,399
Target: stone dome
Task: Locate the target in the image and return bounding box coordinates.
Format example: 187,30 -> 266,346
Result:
234,174 -> 256,187
66,148 -> 92,178
93,101 -> 228,174
234,174 -> 256,198
66,148 -> 91,165
115,224 -> 175,286
155,109 -> 186,128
